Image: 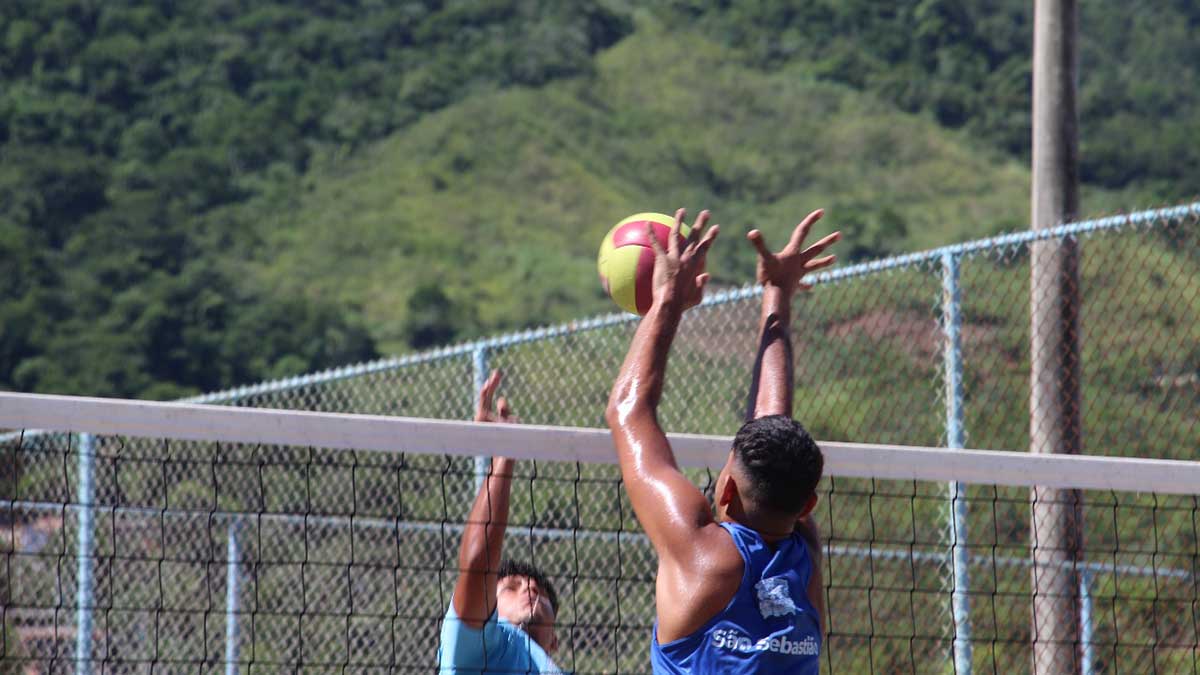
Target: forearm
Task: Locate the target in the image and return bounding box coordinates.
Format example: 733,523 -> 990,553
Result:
452,456 -> 514,625
606,302 -> 683,423
458,457 -> 514,575
748,285 -> 794,419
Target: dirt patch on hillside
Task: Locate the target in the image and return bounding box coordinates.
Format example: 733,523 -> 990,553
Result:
675,306 -> 1008,374
825,309 -> 1002,362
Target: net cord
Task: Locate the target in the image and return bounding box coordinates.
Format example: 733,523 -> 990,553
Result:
3,392 -> 1199,494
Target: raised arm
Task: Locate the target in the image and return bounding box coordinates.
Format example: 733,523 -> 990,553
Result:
745,209 -> 840,633
451,370 -> 518,628
605,208 -> 720,562
744,209 -> 840,421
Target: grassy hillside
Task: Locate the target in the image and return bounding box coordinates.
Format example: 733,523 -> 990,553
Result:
0,0 -> 630,398
2,1 -> 1189,398
253,22 -> 1050,353
666,0 -> 1200,201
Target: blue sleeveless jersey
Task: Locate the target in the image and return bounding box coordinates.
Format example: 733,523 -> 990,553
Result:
650,522 -> 821,674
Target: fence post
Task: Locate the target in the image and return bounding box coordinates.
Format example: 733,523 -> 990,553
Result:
1079,568 -> 1094,675
1030,1 -> 1083,672
472,347 -> 491,491
224,523 -> 241,675
74,432 -> 95,675
941,252 -> 973,674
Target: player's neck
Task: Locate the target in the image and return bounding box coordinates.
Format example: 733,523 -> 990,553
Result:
720,511 -> 795,544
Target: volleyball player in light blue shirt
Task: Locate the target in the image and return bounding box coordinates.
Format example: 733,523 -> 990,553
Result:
606,208 -> 840,673
438,371 -> 562,674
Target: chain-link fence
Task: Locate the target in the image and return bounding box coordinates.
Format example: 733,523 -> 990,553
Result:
3,202 -> 1198,674
180,202 -> 1200,459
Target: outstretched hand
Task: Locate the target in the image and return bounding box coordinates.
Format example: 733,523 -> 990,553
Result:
475,369 -> 516,424
647,208 -> 720,312
747,209 -> 841,295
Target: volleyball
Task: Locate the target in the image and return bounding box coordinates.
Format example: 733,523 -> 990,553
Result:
597,212 -> 691,315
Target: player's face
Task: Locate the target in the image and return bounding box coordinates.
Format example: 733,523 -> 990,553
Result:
496,574 -> 557,651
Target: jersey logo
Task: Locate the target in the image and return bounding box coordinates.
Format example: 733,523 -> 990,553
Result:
755,577 -> 798,618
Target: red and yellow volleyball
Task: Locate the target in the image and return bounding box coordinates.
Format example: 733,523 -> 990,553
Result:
597,212 -> 691,315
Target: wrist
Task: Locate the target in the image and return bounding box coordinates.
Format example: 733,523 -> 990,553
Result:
647,296 -> 686,322
762,283 -> 795,302
488,456 -> 515,478
761,285 -> 793,318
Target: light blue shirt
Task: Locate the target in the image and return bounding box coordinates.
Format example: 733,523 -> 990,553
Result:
438,604 -> 562,674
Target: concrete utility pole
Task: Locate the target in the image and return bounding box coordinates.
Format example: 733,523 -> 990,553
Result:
1029,0 -> 1084,673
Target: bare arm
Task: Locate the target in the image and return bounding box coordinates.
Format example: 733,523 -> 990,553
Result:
796,514 -> 826,638
605,208 -> 720,563
745,209 -> 840,635
744,285 -> 795,420
451,371 -> 517,628
745,209 -> 840,421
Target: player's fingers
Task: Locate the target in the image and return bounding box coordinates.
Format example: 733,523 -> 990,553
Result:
476,369 -> 501,419
805,254 -> 837,271
646,222 -> 667,258
746,229 -> 773,260
688,210 -> 711,244
694,224 -> 719,259
497,396 -> 513,421
479,369 -> 501,404
669,208 -> 687,255
695,273 -> 711,293
788,209 -> 824,251
801,230 -> 842,259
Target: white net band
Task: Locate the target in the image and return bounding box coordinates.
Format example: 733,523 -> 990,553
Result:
5,392 -> 1199,493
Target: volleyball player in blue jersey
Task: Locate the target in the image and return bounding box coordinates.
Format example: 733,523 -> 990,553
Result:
606,208 -> 839,673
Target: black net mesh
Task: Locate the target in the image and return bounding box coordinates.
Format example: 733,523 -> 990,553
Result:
2,427 -> 1197,674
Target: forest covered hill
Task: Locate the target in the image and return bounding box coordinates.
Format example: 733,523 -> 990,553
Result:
2,0 -> 1197,398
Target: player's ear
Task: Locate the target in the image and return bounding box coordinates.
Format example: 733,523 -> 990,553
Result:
718,474 -> 738,507
549,632 -> 559,654
797,492 -> 819,518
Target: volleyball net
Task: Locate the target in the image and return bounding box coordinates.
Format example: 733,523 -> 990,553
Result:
2,393 -> 1198,674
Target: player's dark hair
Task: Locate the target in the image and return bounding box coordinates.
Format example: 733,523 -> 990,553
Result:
732,415 -> 824,514
497,558 -> 559,615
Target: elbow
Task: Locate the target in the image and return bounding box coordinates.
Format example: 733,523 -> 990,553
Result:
458,529 -> 492,573
606,397 -> 655,434
605,382 -> 628,429
604,399 -> 622,429
606,376 -> 648,429
458,546 -> 482,574
605,392 -> 646,429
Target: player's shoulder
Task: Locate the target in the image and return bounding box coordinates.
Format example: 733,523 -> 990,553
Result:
654,524 -> 745,640
695,521 -> 745,578
659,522 -> 742,580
